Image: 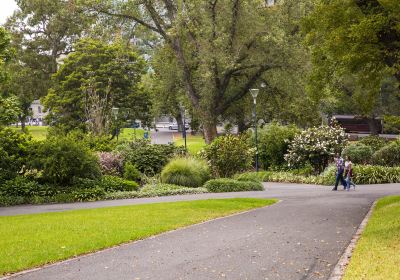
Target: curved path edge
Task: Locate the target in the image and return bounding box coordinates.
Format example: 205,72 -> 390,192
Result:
328,200 -> 377,280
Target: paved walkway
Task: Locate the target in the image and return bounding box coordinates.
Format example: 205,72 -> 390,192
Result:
2,183 -> 400,280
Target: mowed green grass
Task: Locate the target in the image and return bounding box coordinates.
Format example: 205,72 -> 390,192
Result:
118,128 -> 145,141
343,196 -> 400,280
9,127 -> 144,142
0,198 -> 276,275
10,126 -> 48,140
174,134 -> 206,154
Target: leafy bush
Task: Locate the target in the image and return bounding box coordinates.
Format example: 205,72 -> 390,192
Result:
372,141 -> 400,166
234,172 -> 270,182
359,136 -> 387,151
71,187 -> 105,202
200,134 -> 253,178
285,124 -> 347,174
139,183 -> 208,197
383,115 -> 400,134
341,143 -> 373,164
27,137 -> 102,185
252,122 -> 299,169
117,139 -> 186,175
204,178 -> 264,193
99,175 -> 139,192
160,157 -> 210,188
0,176 -> 55,197
352,165 -> 400,184
98,152 -> 123,176
123,163 -> 142,182
0,127 -> 31,182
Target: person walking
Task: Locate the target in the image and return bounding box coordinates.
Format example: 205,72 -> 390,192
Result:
332,153 -> 347,191
344,156 -> 356,191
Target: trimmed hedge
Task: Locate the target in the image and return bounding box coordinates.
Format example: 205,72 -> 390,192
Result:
204,178 -> 264,193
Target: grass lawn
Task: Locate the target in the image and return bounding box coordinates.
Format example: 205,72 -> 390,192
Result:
174,133 -> 206,154
0,198 -> 276,275
118,128 -> 145,141
343,196 -> 400,280
10,126 -> 48,141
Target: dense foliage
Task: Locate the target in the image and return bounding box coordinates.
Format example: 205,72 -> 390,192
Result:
117,140 -> 186,175
160,157 -> 210,188
359,136 -> 388,151
0,127 -> 31,182
285,124 -> 348,173
98,152 -> 123,176
372,141 -> 400,167
342,143 -> 373,164
201,134 -> 253,178
27,137 -> 102,185
204,179 -> 264,193
43,39 -> 149,134
253,123 -> 299,169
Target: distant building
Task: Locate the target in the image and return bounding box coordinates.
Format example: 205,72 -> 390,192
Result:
29,100 -> 48,125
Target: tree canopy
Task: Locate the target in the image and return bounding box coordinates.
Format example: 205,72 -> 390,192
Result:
43,39 -> 149,135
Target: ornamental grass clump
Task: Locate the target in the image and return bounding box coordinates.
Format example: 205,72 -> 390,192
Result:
160,157 -> 210,188
285,123 -> 347,174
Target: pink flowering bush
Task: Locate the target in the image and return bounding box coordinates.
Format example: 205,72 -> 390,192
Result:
98,152 -> 123,176
284,124 -> 347,174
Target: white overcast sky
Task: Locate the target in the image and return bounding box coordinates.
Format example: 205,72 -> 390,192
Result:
0,0 -> 18,24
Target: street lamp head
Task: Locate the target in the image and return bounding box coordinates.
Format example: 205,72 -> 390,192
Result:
250,88 -> 259,100
112,107 -> 119,119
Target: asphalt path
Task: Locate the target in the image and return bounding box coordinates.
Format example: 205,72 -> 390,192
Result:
2,183 -> 400,280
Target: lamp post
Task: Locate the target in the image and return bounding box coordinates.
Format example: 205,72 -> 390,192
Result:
250,88 -> 260,172
112,107 -> 119,142
180,104 -> 187,150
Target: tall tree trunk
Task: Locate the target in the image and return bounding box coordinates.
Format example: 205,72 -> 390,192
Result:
175,112 -> 183,132
203,118 -> 218,144
18,115 -> 26,131
366,117 -> 380,135
236,110 -> 248,133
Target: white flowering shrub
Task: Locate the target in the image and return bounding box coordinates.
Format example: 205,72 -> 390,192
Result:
284,124 -> 348,174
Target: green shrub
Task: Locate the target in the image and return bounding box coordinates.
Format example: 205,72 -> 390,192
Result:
123,163 -> 142,182
0,176 -> 55,197
0,127 -> 31,182
253,122 -> 299,169
139,183 -> 209,197
342,143 -> 373,164
234,172 -> 270,182
200,134 -> 253,178
204,178 -> 264,193
71,187 -> 105,202
359,136 -> 387,151
27,136 -> 102,185
285,123 -> 348,174
372,141 -> 400,166
160,157 -> 210,188
99,175 -> 139,192
117,139 -> 186,175
383,115 -> 400,134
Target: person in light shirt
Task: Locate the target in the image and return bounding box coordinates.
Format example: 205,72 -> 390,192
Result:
344,156 -> 356,191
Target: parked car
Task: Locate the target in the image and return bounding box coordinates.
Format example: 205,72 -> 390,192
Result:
168,123 -> 190,130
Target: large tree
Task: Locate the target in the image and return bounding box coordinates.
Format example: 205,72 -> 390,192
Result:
88,0 -> 286,143
3,0 -> 92,128
303,0 -> 400,131
43,39 -> 148,135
